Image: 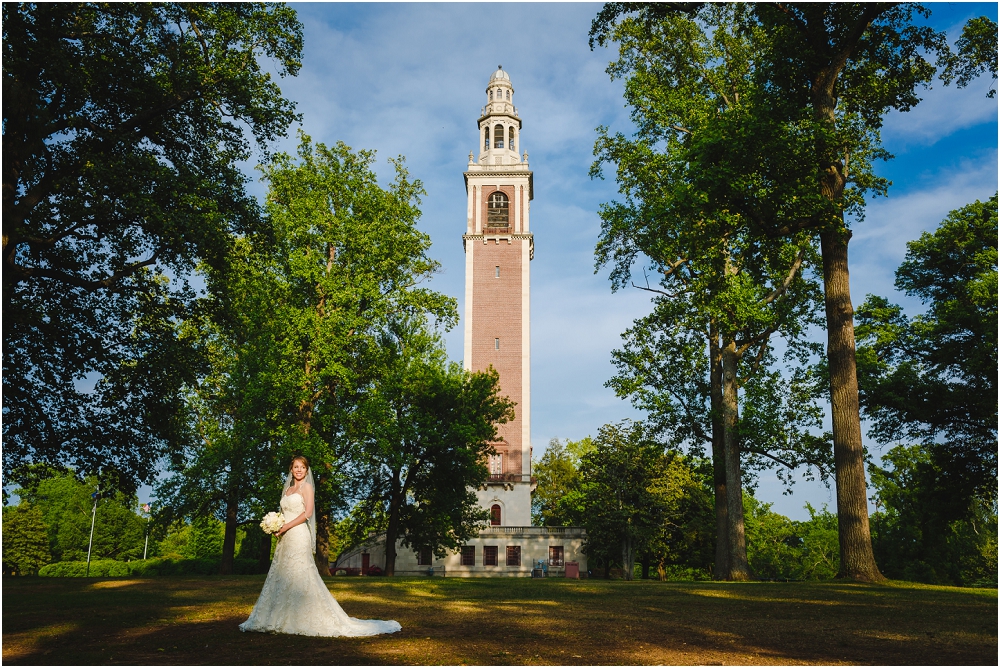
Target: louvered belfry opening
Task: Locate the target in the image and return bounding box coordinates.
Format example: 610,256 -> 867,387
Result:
487,191 -> 509,231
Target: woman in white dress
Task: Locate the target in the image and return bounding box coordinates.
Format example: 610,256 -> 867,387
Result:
239,456 -> 401,637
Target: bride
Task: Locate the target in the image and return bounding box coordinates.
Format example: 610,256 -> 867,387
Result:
239,456 -> 401,637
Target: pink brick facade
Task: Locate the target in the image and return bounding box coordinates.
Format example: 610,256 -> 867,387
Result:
469,235 -> 525,474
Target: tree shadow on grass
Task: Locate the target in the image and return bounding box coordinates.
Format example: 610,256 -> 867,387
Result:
2,577 -> 996,665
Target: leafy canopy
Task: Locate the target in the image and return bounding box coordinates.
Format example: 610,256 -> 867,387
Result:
3,3 -> 303,490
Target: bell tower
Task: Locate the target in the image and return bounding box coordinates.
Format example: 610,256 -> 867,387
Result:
463,66 -> 534,527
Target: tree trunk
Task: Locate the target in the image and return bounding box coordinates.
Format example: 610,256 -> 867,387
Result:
258,532 -> 272,572
219,491 -> 239,575
640,554 -> 651,580
384,470 -> 401,577
820,228 -> 884,582
722,338 -> 751,581
314,507 -> 331,576
708,321 -> 729,580
621,535 -> 635,581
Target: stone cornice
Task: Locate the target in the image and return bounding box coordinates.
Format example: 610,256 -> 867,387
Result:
462,233 -> 534,260
464,169 -> 533,201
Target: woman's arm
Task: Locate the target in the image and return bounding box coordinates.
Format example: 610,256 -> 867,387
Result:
276,484 -> 315,535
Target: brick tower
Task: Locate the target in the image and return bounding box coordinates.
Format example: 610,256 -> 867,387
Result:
463,66 -> 534,526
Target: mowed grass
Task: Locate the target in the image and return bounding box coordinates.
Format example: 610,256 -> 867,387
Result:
2,575 -> 996,665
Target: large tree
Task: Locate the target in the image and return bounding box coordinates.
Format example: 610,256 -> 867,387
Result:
590,2 -> 971,581
346,320 -> 515,577
576,421 -> 672,580
591,5 -> 832,579
154,289 -> 282,575
160,135 -> 460,575
2,3 -> 302,490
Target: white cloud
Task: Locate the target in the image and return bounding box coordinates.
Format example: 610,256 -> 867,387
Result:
882,76 -> 997,148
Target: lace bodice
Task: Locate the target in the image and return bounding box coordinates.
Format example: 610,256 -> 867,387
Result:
280,491 -> 305,517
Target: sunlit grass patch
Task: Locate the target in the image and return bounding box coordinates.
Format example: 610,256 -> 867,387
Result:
2,577 -> 995,666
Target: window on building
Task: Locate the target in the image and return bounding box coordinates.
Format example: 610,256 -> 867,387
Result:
549,546 -> 564,567
487,191 -> 509,226
491,504 -> 502,526
509,127 -> 515,150
506,545 -> 521,567
494,337 -> 500,350
484,545 -> 499,566
494,124 -> 505,149
417,548 -> 433,566
489,89 -> 493,100
461,546 -> 476,566
489,453 -> 502,475
495,265 -> 500,278
484,127 -> 490,150
506,90 -> 510,100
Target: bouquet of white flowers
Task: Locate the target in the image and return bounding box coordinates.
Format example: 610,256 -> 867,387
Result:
260,511 -> 285,535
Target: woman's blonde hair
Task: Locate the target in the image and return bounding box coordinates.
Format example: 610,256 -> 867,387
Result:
289,455 -> 310,474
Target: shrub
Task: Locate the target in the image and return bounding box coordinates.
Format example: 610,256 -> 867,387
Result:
38,560 -> 130,577
37,557 -> 268,577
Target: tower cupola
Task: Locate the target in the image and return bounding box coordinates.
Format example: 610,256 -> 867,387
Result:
478,65 -> 522,166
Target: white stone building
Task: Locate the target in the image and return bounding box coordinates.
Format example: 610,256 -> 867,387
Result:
337,67 -> 587,578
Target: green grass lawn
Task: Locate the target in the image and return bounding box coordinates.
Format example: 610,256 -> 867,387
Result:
2,576 -> 996,665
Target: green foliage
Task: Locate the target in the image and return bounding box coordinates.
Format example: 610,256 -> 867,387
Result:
869,444 -> 998,588
159,134 -> 459,567
588,3 -> 948,246
154,517 -> 227,559
3,3 -> 303,490
590,3 -> 832,511
347,320 -> 515,567
531,438 -> 586,526
857,195 -> 998,504
15,469 -> 146,562
533,428 -> 714,579
651,454 -> 716,577
945,16 -> 999,97
589,0 -> 962,582
2,503 -> 51,575
743,498 -> 840,581
576,421 -> 672,580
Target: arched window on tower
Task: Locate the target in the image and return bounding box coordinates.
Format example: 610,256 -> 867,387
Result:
491,504 -> 502,526
506,90 -> 510,100
494,124 -> 505,149
484,127 -> 490,150
509,127 -> 516,150
487,191 -> 509,229
489,89 -> 493,100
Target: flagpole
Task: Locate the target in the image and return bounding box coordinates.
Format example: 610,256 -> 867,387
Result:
142,504 -> 151,559
85,488 -> 99,576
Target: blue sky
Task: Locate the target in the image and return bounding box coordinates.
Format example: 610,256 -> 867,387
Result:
245,3 -> 997,520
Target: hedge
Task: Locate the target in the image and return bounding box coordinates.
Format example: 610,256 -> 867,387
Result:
38,557 -> 267,577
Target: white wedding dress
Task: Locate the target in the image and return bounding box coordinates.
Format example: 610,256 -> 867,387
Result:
239,491 -> 401,637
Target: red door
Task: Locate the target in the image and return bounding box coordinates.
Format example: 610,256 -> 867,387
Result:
361,553 -> 370,575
